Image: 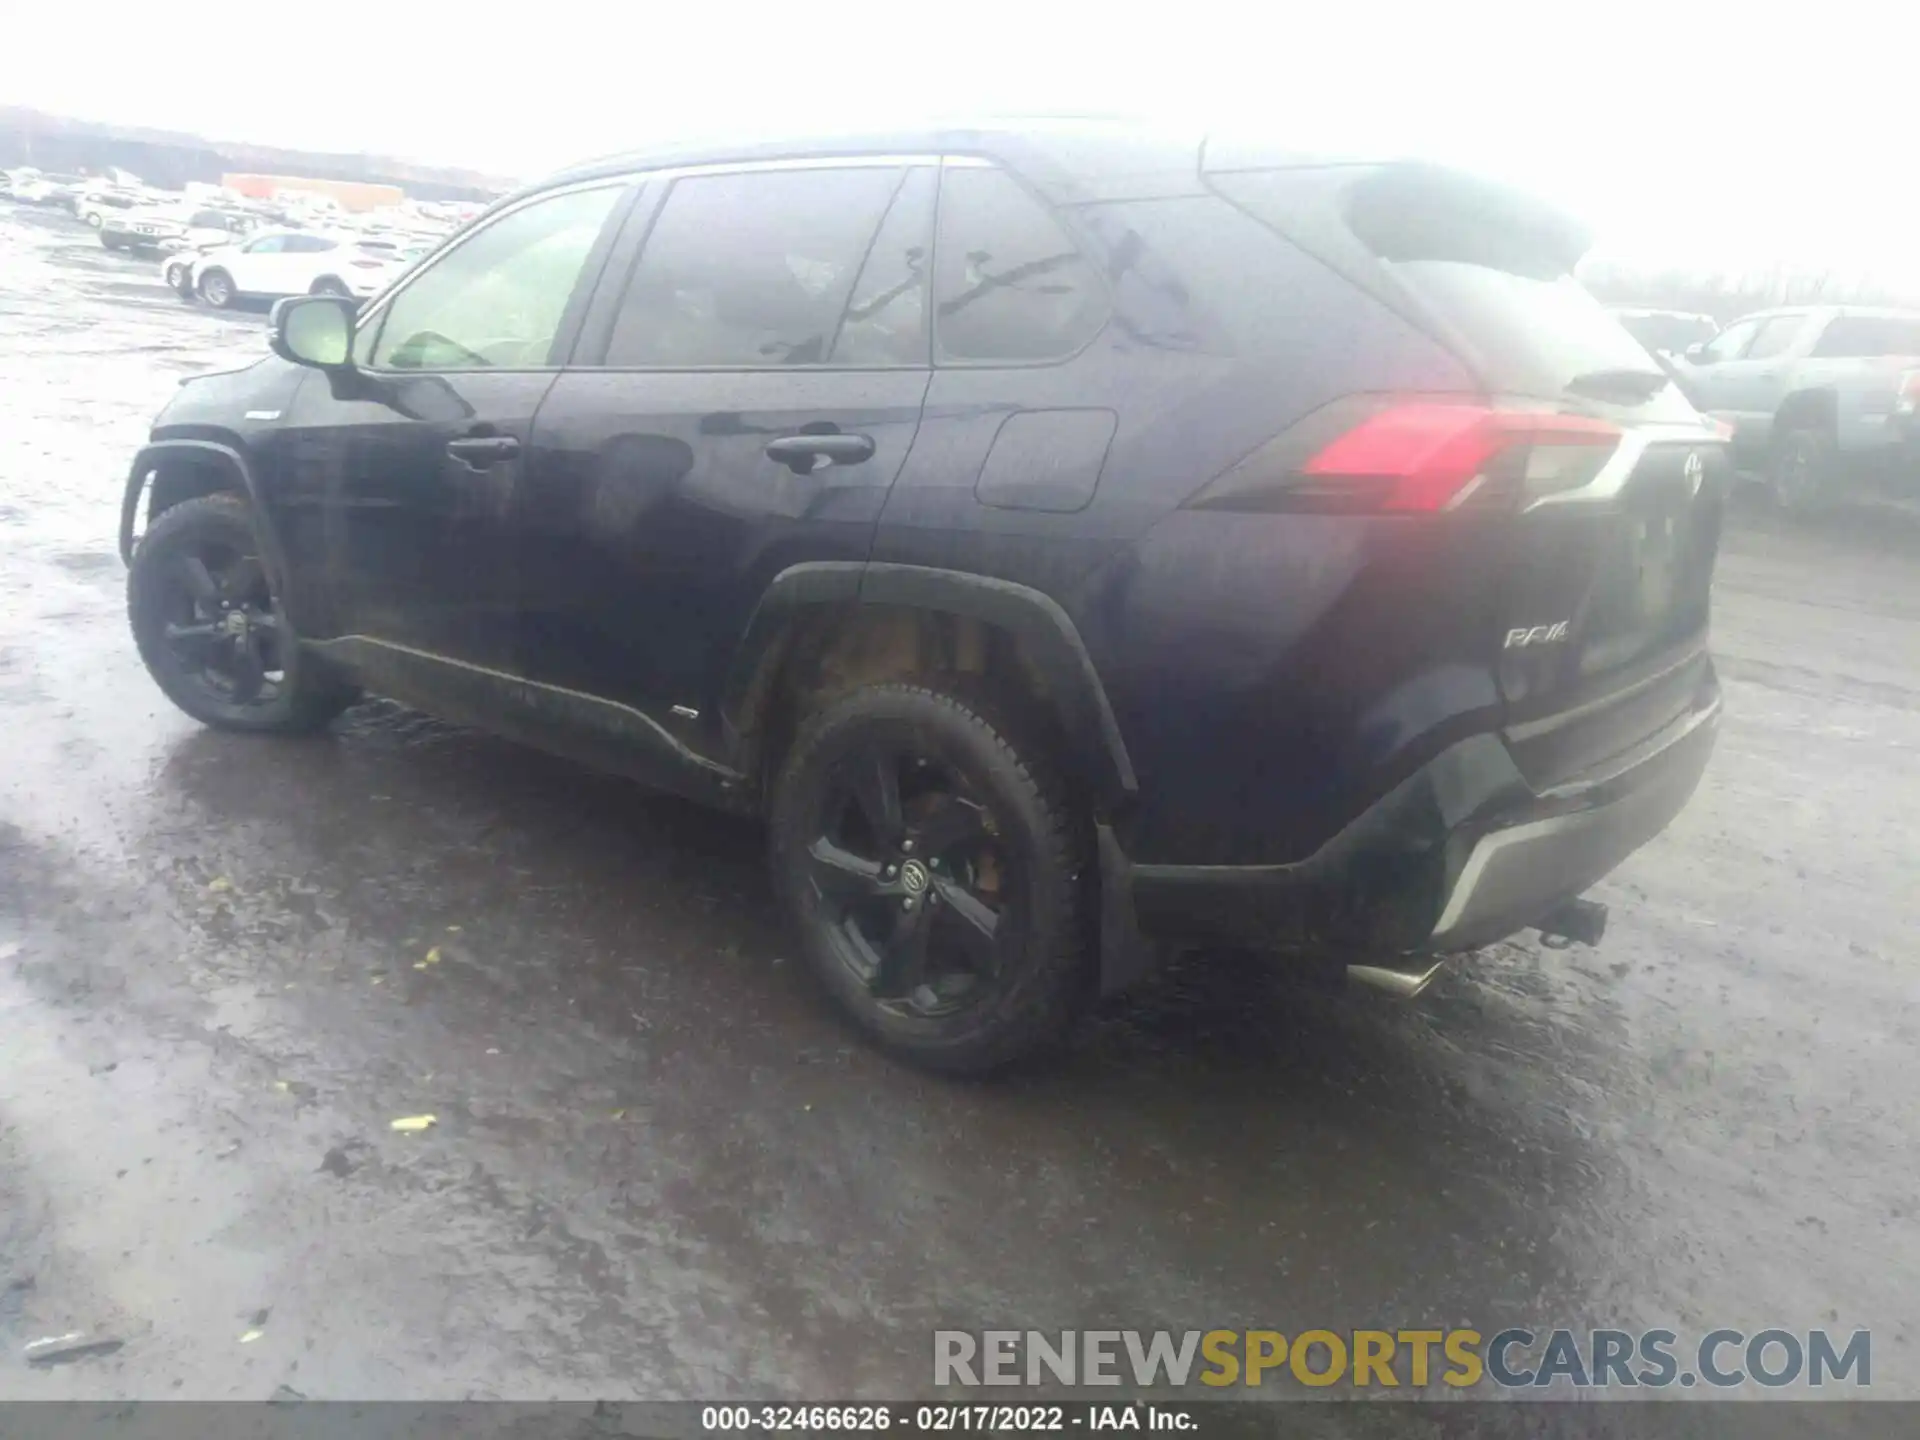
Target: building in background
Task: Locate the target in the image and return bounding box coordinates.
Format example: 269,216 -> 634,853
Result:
221,173 -> 406,213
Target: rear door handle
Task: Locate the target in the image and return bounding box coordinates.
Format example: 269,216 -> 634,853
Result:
446,435 -> 520,471
764,433 -> 876,474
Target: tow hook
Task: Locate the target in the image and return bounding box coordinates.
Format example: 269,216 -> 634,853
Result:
1536,896 -> 1609,948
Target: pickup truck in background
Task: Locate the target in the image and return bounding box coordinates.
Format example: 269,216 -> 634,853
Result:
1670,306 -> 1920,511
1608,306 -> 1719,359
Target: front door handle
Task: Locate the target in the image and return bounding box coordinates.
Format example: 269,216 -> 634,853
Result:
446,435 -> 521,471
764,433 -> 876,474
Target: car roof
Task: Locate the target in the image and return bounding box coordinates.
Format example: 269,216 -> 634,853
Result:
1607,307 -> 1716,322
540,117 -> 1219,205
1731,304 -> 1920,324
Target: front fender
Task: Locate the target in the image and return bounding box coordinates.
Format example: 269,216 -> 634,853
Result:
120,440 -> 300,629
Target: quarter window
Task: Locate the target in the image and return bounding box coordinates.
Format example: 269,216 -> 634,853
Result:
933,165 -> 1107,363
365,184 -> 622,371
604,166 -> 926,368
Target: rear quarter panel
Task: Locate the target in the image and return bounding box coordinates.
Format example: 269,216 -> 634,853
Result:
871,191 -> 1483,862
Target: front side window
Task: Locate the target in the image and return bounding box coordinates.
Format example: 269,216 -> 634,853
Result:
1744,315 -> 1805,361
365,184 -> 623,371
933,165 -> 1107,363
604,166 -> 921,368
1700,318 -> 1760,363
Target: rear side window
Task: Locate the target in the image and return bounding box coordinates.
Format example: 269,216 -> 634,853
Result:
1212,165 -> 1688,414
605,167 -> 924,368
933,166 -> 1107,363
1811,316 -> 1920,358
283,235 -> 337,254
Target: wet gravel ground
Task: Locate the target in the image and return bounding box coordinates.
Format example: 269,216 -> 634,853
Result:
1,204 -> 1917,1415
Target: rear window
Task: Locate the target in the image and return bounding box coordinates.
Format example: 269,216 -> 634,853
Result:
1211,165 -> 1691,415
1811,316 -> 1920,358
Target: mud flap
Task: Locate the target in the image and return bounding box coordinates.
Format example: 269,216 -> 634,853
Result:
1096,823 -> 1156,996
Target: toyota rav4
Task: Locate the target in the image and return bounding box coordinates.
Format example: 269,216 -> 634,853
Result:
119,122 -> 1725,1072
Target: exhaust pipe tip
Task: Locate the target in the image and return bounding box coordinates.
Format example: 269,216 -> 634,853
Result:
1537,896 -> 1608,948
1347,955 -> 1451,999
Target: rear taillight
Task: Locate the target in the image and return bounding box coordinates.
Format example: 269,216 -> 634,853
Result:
1896,370 -> 1920,414
1189,400 -> 1622,514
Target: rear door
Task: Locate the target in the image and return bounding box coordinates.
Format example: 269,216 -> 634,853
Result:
276,233 -> 343,295
516,159 -> 935,752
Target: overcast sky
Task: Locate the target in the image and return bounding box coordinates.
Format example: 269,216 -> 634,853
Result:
15,0 -> 1914,276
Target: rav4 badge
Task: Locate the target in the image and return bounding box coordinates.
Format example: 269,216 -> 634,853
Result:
1504,621 -> 1572,649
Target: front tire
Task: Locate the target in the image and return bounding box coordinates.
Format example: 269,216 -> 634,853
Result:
197,267 -> 236,308
128,493 -> 356,733
769,680 -> 1092,1074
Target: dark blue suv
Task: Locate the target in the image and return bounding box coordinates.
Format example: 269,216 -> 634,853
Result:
120,122 -> 1725,1072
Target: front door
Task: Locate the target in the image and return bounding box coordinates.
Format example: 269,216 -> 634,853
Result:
518,162 -> 936,758
275,181 -> 630,701
1703,312 -> 1806,433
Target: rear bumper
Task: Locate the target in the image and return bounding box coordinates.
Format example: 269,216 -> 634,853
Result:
1101,668 -> 1719,977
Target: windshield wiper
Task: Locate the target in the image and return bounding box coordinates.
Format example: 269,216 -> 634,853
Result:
1564,367 -> 1671,403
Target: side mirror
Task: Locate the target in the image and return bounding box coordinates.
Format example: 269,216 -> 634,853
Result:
269,295 -> 357,370
1682,341 -> 1711,364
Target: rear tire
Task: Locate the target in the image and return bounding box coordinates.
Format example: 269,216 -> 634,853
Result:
310,276 -> 352,299
128,493 -> 357,734
166,261 -> 196,300
1769,425 -> 1837,515
197,267 -> 236,308
768,679 -> 1092,1075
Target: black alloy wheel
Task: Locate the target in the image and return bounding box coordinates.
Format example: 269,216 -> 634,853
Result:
770,681 -> 1091,1073
154,539 -> 285,711
806,746 -> 1014,1018
127,493 -> 357,733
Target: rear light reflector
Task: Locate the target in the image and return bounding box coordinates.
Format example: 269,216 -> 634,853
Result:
1188,399 -> 1623,514
1298,404 -> 1621,511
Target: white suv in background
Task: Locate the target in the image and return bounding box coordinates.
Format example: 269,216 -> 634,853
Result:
185,231 -> 403,308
